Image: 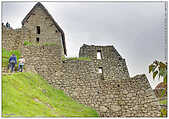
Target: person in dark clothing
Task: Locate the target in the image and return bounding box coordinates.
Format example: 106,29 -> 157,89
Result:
9,54 -> 17,72
6,22 -> 10,28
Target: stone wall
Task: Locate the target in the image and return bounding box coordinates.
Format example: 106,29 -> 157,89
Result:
2,30 -> 161,117
2,26 -> 23,52
22,4 -> 65,56
22,45 -> 63,81
21,46 -> 161,117
52,62 -> 161,117
79,44 -> 130,80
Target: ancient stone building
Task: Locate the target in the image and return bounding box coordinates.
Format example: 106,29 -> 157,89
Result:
21,2 -> 66,56
2,2 -> 162,117
79,44 -> 129,80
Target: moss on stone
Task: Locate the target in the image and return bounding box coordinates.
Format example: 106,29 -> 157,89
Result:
43,42 -> 57,46
62,56 -> 91,61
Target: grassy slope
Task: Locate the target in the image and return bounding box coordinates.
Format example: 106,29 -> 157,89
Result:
2,72 -> 98,117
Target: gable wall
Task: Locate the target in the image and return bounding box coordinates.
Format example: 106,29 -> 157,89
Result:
22,6 -> 64,56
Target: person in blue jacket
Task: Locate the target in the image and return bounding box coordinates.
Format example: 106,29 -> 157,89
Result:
9,54 -> 17,72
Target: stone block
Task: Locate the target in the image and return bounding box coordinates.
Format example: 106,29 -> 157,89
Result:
111,105 -> 121,112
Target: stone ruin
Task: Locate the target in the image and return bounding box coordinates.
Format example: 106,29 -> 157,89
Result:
2,2 -> 162,117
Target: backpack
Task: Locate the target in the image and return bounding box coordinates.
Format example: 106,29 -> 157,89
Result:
10,60 -> 15,64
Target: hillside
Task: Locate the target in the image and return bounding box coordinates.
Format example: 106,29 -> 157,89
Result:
2,72 -> 98,117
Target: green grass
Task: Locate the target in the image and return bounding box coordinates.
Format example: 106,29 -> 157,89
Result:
62,56 -> 91,61
2,72 -> 98,117
2,48 -> 21,67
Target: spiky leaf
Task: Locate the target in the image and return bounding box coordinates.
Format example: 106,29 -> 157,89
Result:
153,71 -> 158,79
149,64 -> 154,73
159,62 -> 167,69
152,64 -> 157,72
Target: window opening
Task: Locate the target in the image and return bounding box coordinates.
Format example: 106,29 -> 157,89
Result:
36,37 -> 39,43
37,26 -> 40,34
98,67 -> 103,73
97,50 -> 102,59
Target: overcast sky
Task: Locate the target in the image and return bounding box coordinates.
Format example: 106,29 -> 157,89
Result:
2,1 -> 167,89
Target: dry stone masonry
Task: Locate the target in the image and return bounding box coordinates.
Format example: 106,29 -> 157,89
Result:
2,2 -> 162,117
79,44 -> 130,80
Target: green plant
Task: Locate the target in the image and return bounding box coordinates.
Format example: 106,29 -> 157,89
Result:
149,60 -> 167,117
149,60 -> 167,87
61,56 -> 66,61
23,41 -> 32,46
159,99 -> 167,105
160,108 -> 167,117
